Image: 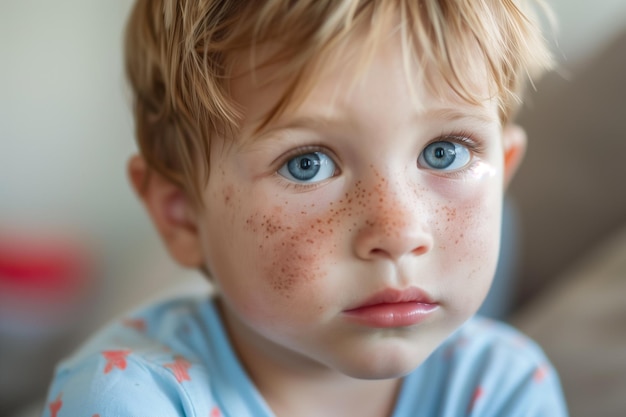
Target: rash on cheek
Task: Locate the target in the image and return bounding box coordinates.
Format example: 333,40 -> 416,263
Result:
241,180 -> 384,298
243,208 -> 333,297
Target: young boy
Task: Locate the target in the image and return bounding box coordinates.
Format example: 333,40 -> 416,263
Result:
42,0 -> 568,416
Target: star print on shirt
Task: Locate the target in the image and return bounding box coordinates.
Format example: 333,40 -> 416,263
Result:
102,350 -> 131,374
164,356 -> 192,383
534,364 -> 549,382
123,318 -> 147,332
210,407 -> 222,417
466,386 -> 484,415
48,394 -> 62,417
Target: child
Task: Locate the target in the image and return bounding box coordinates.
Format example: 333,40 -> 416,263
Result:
42,0 -> 568,416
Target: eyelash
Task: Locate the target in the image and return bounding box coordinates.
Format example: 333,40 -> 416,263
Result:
434,130 -> 486,155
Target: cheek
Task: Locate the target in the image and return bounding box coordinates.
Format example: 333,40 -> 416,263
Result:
238,183 -> 378,299
234,190 -> 360,301
208,179 -> 360,317
243,210 -> 332,296
433,181 -> 502,277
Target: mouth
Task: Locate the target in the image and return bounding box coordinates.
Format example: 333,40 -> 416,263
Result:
343,287 -> 439,328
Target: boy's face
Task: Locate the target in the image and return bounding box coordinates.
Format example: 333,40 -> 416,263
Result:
135,32 -> 524,379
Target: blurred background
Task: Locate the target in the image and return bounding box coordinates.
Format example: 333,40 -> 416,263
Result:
1,1 -> 625,416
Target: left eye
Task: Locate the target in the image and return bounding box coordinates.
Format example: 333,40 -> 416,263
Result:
418,140 -> 471,171
278,151 -> 336,183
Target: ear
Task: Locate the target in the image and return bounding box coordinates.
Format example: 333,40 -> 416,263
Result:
127,155 -> 204,268
502,123 -> 527,188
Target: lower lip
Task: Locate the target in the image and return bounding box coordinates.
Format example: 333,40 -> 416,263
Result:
343,302 -> 438,328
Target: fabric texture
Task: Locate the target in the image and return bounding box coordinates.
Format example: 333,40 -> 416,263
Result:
41,295 -> 568,417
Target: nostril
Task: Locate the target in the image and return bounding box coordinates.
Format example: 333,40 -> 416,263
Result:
411,245 -> 429,256
370,248 -> 386,257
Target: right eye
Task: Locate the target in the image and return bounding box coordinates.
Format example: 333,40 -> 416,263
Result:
278,151 -> 336,183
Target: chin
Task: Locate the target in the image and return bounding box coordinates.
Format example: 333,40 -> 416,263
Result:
332,344 -> 431,380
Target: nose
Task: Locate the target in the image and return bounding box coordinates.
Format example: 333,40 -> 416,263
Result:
353,178 -> 433,261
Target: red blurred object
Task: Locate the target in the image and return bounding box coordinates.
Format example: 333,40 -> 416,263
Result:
0,238 -> 88,292
0,232 -> 96,329
0,232 -> 98,415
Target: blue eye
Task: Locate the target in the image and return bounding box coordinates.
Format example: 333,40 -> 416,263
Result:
278,151 -> 336,183
418,141 -> 471,171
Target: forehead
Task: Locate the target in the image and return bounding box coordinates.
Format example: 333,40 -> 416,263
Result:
228,27 -> 498,139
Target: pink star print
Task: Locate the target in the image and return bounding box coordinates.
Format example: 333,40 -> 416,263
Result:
165,356 -> 192,383
102,350 -> 131,374
123,318 -> 146,332
210,407 -> 222,417
48,394 -> 62,417
534,364 -> 548,382
466,386 -> 484,414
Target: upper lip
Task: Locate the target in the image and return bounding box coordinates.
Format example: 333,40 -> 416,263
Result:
345,287 -> 437,311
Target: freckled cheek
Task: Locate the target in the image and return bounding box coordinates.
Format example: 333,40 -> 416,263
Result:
434,185 -> 502,268
241,209 -> 341,300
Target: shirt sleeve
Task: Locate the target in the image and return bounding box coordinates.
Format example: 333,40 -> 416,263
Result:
41,350 -> 192,417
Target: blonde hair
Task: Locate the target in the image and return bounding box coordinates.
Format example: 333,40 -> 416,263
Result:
125,0 -> 553,202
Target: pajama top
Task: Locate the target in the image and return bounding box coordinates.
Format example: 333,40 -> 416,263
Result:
42,295 -> 569,417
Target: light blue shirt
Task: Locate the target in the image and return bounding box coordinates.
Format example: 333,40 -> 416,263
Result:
42,296 -> 568,416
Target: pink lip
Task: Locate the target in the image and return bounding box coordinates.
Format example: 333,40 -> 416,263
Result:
343,287 -> 438,328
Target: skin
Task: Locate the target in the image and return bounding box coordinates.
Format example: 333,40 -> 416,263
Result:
129,29 -> 526,417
